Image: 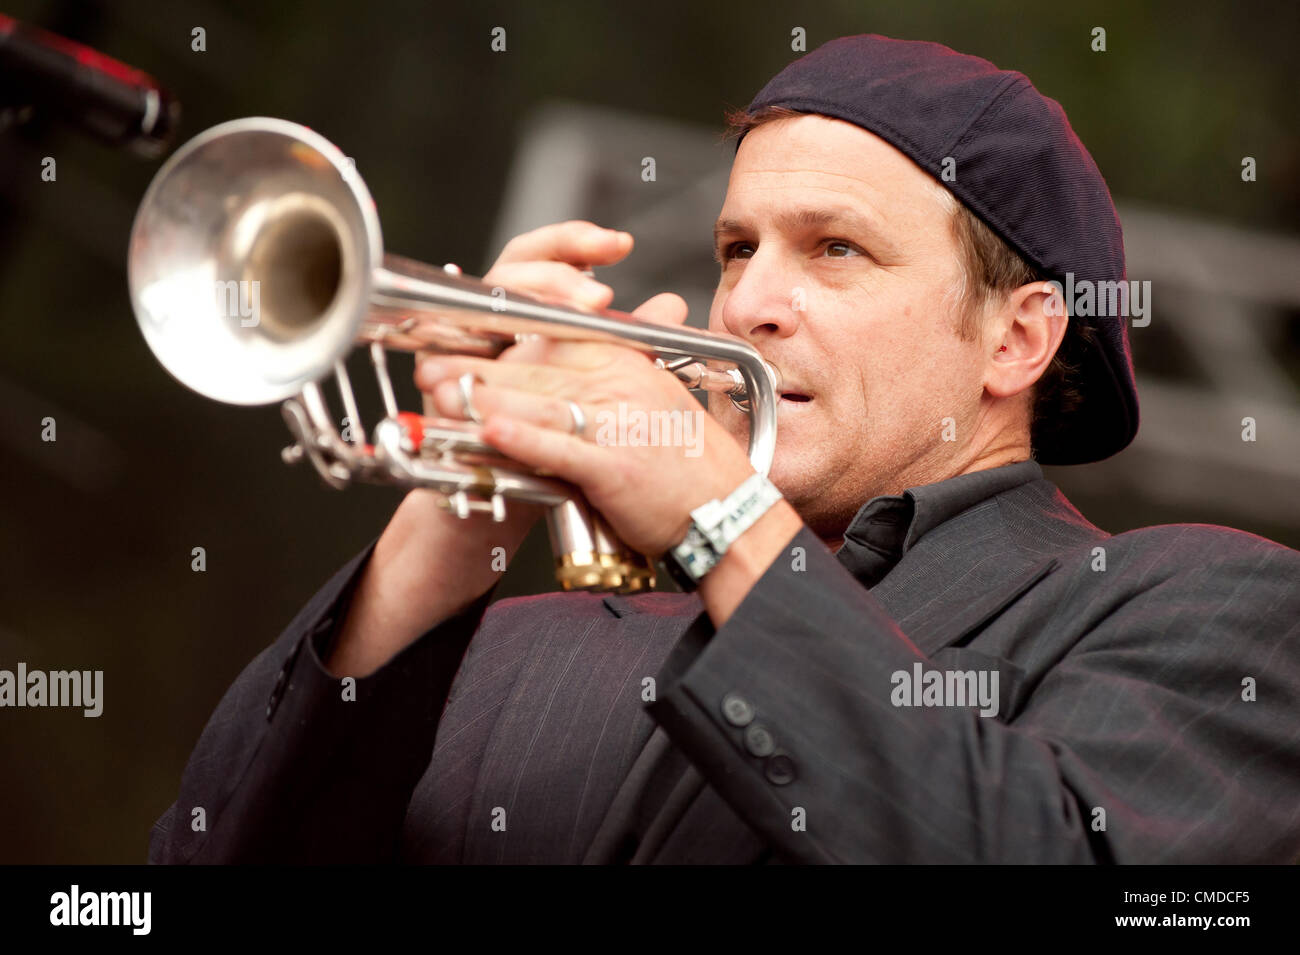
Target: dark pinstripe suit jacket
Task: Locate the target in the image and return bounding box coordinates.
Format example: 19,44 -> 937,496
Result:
149,460 -> 1300,863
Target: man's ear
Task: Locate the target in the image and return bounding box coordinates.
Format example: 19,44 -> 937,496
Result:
983,281 -> 1068,400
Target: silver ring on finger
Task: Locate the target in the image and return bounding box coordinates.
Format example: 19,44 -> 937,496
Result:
566,400 -> 587,439
458,372 -> 484,424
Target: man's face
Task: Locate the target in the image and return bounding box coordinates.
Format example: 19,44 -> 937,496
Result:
708,114 -> 990,538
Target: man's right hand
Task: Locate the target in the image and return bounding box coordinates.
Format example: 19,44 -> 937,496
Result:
326,222 -> 636,677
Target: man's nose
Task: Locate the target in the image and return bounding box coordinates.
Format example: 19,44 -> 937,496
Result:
718,251 -> 804,342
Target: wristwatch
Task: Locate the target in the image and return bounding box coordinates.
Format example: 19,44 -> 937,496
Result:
664,472 -> 784,591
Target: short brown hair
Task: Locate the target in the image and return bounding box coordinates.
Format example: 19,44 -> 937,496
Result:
722,105 -> 1091,457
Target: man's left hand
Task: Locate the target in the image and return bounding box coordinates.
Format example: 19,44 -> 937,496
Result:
414,294 -> 759,559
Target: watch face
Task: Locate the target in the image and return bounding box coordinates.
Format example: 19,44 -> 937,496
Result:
668,529 -> 718,589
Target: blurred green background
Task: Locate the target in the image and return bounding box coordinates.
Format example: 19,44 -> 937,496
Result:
0,0 -> 1296,863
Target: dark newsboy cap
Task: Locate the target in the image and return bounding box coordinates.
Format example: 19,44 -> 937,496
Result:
741,34 -> 1139,464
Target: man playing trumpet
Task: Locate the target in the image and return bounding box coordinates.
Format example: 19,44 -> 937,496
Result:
151,35 -> 1300,864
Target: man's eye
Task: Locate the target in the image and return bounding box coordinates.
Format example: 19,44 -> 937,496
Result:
823,240 -> 861,258
718,242 -> 755,262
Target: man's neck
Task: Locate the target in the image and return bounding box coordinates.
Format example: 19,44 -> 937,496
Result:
814,445 -> 1031,555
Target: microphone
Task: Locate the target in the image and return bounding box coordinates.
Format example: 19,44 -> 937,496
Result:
0,14 -> 179,157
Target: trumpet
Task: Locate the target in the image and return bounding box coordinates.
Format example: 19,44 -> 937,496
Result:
127,117 -> 780,593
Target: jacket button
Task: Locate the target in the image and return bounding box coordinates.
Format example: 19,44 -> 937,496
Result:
721,692 -> 755,727
765,751 -> 796,785
744,723 -> 775,757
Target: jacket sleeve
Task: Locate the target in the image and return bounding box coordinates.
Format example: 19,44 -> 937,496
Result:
646,525 -> 1300,863
148,539 -> 495,863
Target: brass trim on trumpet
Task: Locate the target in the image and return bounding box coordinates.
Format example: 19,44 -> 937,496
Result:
555,552 -> 658,594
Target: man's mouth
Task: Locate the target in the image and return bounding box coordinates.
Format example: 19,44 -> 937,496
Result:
758,359 -> 811,405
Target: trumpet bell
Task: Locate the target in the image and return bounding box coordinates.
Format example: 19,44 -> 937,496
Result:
128,117 -> 382,404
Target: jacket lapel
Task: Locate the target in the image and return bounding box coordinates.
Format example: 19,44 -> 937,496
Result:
867,501 -> 1059,657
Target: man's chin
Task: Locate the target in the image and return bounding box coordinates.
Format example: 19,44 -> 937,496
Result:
766,460 -> 816,510
721,422 -> 834,512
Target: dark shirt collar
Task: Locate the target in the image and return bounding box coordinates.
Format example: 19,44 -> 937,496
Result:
835,459 -> 1043,588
